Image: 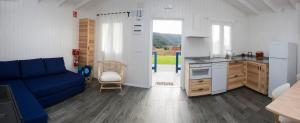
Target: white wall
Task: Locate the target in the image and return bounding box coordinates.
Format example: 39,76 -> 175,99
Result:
247,10 -> 300,72
80,0 -> 248,88
0,0 -> 78,71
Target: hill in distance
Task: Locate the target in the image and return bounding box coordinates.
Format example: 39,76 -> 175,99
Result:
153,32 -> 181,49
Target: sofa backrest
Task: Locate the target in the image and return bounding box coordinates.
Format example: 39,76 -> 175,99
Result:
20,58 -> 47,78
0,60 -> 21,81
1,57 -> 67,80
43,57 -> 67,75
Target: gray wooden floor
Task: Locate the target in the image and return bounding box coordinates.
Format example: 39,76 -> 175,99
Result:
46,81 -> 274,123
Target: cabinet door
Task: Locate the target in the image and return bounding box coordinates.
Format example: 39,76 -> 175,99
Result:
227,61 -> 245,90
259,64 -> 268,95
246,61 -> 260,91
190,15 -> 209,37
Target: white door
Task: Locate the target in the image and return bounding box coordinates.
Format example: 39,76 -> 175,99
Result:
268,58 -> 288,97
212,62 -> 227,94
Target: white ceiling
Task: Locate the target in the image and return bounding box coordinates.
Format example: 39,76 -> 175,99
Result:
224,0 -> 300,15
57,0 -> 300,15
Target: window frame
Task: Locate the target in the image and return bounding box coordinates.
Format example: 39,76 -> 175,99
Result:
210,21 -> 232,57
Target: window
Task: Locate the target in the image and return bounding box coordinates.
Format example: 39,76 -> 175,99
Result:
211,24 -> 232,57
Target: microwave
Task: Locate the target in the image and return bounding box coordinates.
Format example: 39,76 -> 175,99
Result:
189,63 -> 212,80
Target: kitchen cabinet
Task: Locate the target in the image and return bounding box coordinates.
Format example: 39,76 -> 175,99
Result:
184,58 -> 269,97
259,64 -> 268,94
227,61 -> 246,90
245,61 -> 269,95
185,63 -> 211,96
188,79 -> 212,96
187,16 -> 209,38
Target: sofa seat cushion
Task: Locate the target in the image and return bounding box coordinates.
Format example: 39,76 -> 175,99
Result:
20,59 -> 47,78
0,60 -> 20,81
38,85 -> 84,107
44,57 -> 66,75
0,80 -> 48,123
100,71 -> 121,82
24,71 -> 85,98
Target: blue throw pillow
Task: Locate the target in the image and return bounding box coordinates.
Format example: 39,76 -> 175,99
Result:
20,58 -> 47,78
44,57 -> 66,75
0,60 -> 21,80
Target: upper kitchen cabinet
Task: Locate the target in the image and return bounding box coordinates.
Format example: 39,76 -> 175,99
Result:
186,15 -> 210,38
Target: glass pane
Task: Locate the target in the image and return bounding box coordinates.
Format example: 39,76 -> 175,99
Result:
212,25 -> 220,55
192,69 -> 209,76
224,25 -> 231,52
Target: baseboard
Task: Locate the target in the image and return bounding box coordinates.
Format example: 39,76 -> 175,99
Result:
123,82 -> 150,88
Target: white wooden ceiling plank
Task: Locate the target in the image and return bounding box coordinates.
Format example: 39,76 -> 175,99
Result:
261,0 -> 277,12
75,0 -> 92,9
59,0 -> 69,7
288,0 -> 297,9
236,0 -> 259,14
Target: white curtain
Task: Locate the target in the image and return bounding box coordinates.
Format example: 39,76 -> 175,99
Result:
98,14 -> 128,62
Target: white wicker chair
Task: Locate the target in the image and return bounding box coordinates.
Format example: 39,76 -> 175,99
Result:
97,60 -> 125,92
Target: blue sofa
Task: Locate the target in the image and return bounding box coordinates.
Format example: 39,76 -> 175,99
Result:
0,58 -> 85,123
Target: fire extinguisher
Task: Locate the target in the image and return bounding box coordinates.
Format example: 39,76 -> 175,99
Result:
72,49 -> 80,67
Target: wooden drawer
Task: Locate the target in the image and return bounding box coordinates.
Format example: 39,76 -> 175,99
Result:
189,81 -> 211,96
190,79 -> 211,86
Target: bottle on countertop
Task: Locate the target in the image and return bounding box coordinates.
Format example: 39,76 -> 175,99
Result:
247,52 -> 253,57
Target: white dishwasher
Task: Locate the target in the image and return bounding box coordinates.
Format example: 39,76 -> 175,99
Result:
212,62 -> 228,95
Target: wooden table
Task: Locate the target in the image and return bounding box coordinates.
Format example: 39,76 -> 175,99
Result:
266,81 -> 300,121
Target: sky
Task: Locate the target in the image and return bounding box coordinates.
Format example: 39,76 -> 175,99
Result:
153,20 -> 182,35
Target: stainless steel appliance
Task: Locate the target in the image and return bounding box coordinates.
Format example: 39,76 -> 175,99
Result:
189,63 -> 211,80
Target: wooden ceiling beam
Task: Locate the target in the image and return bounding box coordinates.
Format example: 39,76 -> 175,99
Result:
262,0 -> 277,12
236,0 -> 259,14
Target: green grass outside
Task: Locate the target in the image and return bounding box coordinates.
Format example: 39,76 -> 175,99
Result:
152,55 -> 182,65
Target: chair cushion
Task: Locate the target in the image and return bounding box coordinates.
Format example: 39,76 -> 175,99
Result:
0,60 -> 20,81
44,57 -> 66,75
20,59 -> 47,78
272,83 -> 290,99
0,80 -> 48,123
23,71 -> 85,98
100,72 -> 121,82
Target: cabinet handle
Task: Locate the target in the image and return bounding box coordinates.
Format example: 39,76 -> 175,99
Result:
198,88 -> 204,91
234,75 -> 238,78
198,80 -> 204,83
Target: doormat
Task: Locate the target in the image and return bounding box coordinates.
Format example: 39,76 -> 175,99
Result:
155,82 -> 174,86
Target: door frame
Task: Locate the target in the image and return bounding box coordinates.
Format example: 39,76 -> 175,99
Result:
148,18 -> 184,88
